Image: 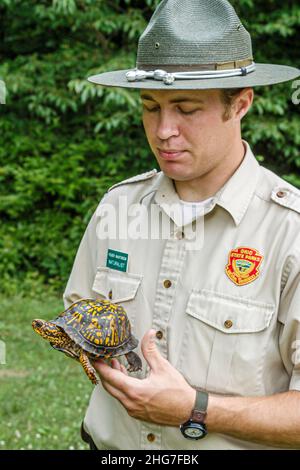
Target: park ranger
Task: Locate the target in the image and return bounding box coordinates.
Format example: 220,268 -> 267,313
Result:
64,0 -> 300,449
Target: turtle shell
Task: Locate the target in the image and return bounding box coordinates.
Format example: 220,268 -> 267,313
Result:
52,299 -> 138,356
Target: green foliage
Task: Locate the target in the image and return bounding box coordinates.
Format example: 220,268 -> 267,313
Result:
0,0 -> 299,295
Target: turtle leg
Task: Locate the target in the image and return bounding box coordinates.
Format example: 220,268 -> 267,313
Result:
125,351 -> 142,372
79,350 -> 99,385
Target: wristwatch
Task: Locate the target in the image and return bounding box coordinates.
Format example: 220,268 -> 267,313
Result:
180,389 -> 208,440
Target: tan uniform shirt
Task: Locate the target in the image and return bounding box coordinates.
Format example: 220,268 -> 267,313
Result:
63,141 -> 300,450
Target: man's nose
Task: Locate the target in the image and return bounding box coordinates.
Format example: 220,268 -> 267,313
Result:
156,111 -> 180,141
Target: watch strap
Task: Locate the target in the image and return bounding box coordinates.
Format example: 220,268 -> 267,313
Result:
190,389 -> 208,423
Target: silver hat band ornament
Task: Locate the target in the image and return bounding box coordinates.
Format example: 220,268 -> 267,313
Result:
126,62 -> 256,86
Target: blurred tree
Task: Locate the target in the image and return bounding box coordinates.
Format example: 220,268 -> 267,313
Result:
0,0 -> 299,295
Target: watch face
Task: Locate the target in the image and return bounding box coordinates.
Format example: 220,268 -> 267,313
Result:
180,422 -> 207,440
184,427 -> 204,439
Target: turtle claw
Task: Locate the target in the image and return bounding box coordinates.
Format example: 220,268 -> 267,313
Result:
127,365 -> 142,373
91,375 -> 99,386
88,367 -> 100,385
125,351 -> 143,373
79,350 -> 100,385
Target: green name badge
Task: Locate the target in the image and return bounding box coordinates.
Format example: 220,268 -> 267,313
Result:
106,249 -> 128,272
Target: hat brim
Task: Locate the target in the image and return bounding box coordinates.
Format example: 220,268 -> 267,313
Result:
88,64 -> 300,89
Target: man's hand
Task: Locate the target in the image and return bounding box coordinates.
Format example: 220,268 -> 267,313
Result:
94,329 -> 196,426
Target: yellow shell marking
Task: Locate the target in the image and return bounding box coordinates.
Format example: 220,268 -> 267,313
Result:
67,311 -> 83,325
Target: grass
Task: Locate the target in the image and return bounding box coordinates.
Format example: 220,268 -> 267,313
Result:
0,294 -> 93,450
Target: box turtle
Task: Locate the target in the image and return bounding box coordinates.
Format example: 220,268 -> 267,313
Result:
32,298 -> 142,385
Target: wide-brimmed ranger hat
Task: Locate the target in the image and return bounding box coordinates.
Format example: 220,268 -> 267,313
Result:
88,0 -> 300,90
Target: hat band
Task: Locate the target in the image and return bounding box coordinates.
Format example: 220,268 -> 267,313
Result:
138,59 -> 253,72
126,61 -> 256,85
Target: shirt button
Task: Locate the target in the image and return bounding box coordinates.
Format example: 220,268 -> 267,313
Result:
224,320 -> 233,329
156,331 -> 163,340
163,280 -> 172,288
175,231 -> 185,240
276,191 -> 287,198
147,433 -> 156,442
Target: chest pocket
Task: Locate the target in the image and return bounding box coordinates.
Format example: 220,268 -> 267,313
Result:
92,267 -> 142,328
177,289 -> 275,395
92,267 -> 142,303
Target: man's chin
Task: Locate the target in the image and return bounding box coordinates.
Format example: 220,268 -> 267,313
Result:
157,159 -> 185,177
161,167 -> 193,182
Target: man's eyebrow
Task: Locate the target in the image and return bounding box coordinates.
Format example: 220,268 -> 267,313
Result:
140,94 -> 204,104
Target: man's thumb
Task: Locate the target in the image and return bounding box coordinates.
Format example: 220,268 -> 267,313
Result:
141,329 -> 161,372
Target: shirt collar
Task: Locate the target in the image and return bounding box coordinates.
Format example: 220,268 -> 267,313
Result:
151,140 -> 260,227
215,140 -> 260,225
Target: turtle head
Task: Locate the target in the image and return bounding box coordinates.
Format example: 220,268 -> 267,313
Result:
32,319 -> 64,344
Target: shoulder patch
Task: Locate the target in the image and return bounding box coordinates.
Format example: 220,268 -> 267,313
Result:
271,185 -> 300,215
107,169 -> 158,192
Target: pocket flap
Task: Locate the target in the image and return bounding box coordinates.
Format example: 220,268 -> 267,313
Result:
92,267 -> 142,303
186,289 -> 275,333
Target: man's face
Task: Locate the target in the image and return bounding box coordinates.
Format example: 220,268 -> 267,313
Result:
141,89 -> 238,182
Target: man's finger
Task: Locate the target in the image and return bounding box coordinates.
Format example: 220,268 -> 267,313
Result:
120,364 -> 129,375
99,377 -> 128,404
141,329 -> 166,373
111,358 -> 122,371
94,359 -> 138,389
111,359 -> 129,376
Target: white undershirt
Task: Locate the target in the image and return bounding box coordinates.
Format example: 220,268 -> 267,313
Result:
179,197 -> 215,225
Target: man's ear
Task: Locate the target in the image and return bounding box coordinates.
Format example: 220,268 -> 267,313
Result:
235,87 -> 254,120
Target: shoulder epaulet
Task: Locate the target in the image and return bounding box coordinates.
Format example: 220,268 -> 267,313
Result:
107,169 -> 158,192
271,185 -> 300,215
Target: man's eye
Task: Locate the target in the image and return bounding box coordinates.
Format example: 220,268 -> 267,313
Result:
179,108 -> 199,115
142,105 -> 199,114
143,106 -> 159,112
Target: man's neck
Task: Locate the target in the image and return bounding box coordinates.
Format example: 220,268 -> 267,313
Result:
174,140 -> 246,202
